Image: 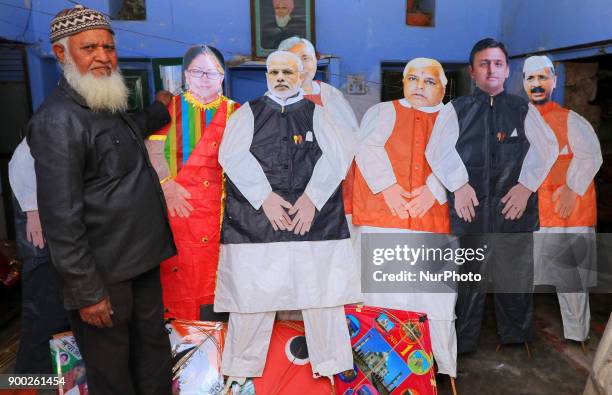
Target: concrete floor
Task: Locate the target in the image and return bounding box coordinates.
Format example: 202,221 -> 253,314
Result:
436,294 -> 612,395
0,293 -> 610,394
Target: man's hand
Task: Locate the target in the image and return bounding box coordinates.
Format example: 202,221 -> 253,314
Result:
405,185 -> 436,219
454,183 -> 479,222
552,184 -> 578,219
288,194 -> 316,235
79,296 -> 113,328
155,90 -> 173,106
25,210 -> 45,249
501,183 -> 532,220
381,183 -> 411,219
262,192 -> 293,231
162,179 -> 194,218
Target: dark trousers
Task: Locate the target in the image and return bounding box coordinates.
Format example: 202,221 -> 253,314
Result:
13,196 -> 69,374
68,266 -> 172,395
455,234 -> 534,354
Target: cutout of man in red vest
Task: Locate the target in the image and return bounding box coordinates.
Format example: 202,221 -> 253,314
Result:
353,58 -> 458,378
524,55 -> 602,344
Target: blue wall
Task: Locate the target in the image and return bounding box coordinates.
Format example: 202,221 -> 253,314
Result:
0,0 -> 34,44
0,0 -> 610,115
501,0 -> 612,56
501,0 -> 612,104
0,0 -> 502,114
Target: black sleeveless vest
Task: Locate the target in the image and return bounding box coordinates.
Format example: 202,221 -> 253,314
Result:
447,88 -> 539,234
221,96 -> 350,244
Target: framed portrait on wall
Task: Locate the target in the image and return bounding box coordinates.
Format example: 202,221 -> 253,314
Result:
251,0 -> 315,58
406,0 -> 435,27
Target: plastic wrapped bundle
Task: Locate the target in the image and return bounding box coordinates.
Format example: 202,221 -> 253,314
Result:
335,305 -> 437,395
167,319 -> 227,394
50,331 -> 88,395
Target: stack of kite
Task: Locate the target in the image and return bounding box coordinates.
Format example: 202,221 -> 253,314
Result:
49,309 -> 435,394
335,305 -> 437,395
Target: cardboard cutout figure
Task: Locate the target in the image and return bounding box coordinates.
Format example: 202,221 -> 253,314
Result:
425,39 -> 559,354
524,55 -> 602,342
278,37 -> 360,306
278,36 -> 359,220
353,58 -> 458,377
147,45 -> 240,320
214,51 -> 359,386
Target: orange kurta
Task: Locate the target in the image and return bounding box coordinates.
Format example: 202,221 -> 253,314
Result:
353,101 -> 450,233
537,102 -> 597,227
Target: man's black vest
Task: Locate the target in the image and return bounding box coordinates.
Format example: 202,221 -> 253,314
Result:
447,88 -> 539,234
221,96 -> 350,244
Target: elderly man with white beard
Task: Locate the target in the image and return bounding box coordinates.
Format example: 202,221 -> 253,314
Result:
215,50 -> 359,389
26,5 -> 176,394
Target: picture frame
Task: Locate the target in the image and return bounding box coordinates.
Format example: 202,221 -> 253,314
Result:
406,0 -> 435,27
121,69 -> 150,113
250,0 -> 316,58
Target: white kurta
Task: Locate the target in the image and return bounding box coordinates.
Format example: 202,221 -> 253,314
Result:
214,92 -> 361,314
9,139 -> 38,211
316,81 -> 363,257
355,100 -> 458,377
534,109 -> 602,342
425,101 -> 559,193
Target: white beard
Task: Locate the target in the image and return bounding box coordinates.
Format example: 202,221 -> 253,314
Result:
275,14 -> 291,28
267,80 -> 300,100
62,55 -> 128,113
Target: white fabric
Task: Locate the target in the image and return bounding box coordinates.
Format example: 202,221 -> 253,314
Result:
583,313 -> 612,395
221,307 -> 353,377
425,104 -> 468,192
215,240 -> 359,312
523,55 -> 555,74
566,110 -> 603,196
355,101 -> 446,203
356,101 -> 397,193
215,99 -> 360,313
534,226 -> 596,286
8,139 -> 38,212
428,319 -> 458,378
218,103 -> 272,210
302,306 -> 354,376
360,226 -> 458,377
221,311 -> 276,377
558,292 -> 590,342
310,80 -> 321,95
305,99 -> 355,210
519,103 -> 560,192
265,90 -> 304,107
425,101 -> 559,193
318,81 -> 359,161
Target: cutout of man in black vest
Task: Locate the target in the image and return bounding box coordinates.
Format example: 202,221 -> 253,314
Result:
215,50 -> 359,388
425,38 -> 559,354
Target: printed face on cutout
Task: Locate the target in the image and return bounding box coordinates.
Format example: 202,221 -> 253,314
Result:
184,52 -> 224,103
523,67 -> 556,105
266,55 -> 304,99
403,65 -> 445,108
470,47 -> 509,95
287,42 -> 316,85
